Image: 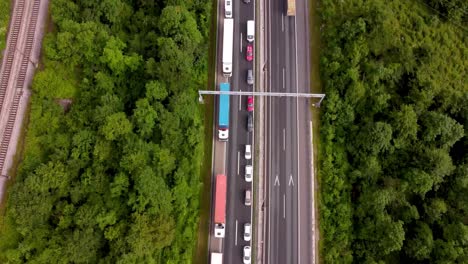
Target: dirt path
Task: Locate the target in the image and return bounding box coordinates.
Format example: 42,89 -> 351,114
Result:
0,0 -> 49,205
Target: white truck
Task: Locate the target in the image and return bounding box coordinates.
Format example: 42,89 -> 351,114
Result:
247,20 -> 254,42
211,252 -> 223,264
222,19 -> 234,77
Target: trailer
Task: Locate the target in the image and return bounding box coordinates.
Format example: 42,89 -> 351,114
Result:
214,174 -> 227,238
218,83 -> 230,141
247,20 -> 254,42
222,19 -> 234,76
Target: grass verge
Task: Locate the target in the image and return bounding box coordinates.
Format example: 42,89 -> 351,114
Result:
0,0 -> 10,57
192,1 -> 217,263
308,0 -> 323,262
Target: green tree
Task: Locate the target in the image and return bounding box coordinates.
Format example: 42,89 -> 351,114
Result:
424,198 -> 447,223
354,121 -> 393,156
132,98 -> 157,138
421,111 -> 464,149
391,104 -> 418,148
100,112 -> 133,141
405,222 -> 434,260
126,213 -> 175,257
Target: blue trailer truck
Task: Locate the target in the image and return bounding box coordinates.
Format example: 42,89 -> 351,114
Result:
218,83 -> 230,141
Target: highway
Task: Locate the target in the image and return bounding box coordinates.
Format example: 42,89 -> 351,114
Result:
209,0 -> 316,262
263,0 -> 316,263
218,0 -> 255,263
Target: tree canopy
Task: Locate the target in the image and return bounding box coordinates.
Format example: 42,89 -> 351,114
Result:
0,0 -> 210,263
319,0 -> 467,263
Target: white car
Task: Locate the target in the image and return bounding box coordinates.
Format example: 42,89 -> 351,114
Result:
244,223 -> 251,241
245,144 -> 252,160
243,246 -> 251,264
245,165 -> 253,182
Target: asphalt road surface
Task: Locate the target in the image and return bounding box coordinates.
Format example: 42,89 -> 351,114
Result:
211,0 -> 315,262
221,0 -> 255,263
263,0 -> 316,262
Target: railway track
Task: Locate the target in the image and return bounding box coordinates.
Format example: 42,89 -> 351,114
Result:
0,0 -> 25,111
0,0 -> 41,175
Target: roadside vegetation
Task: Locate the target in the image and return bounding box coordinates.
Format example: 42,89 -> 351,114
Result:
318,0 -> 467,263
0,0 -> 10,56
0,0 -> 210,262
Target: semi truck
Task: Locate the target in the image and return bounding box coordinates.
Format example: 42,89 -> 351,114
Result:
214,174 -> 227,238
218,83 -> 230,141
211,252 -> 223,264
222,19 -> 234,76
287,0 -> 295,16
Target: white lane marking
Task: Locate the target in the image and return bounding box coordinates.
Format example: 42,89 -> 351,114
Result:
283,194 -> 286,218
240,33 -> 243,53
268,76 -> 273,264
282,68 -> 285,89
274,174 -> 280,186
239,89 -> 242,110
289,174 -> 294,186
293,11 -> 301,263
235,220 -> 238,246
237,151 -> 240,175
282,14 -> 284,32
310,120 -> 316,264
283,128 -> 286,150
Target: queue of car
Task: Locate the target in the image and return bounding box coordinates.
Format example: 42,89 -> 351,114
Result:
223,1 -> 255,263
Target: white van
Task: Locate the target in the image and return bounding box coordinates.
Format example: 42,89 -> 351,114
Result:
247,20 -> 254,42
225,0 -> 232,18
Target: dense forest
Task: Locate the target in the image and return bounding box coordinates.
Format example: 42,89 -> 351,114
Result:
0,0 -> 210,263
319,0 -> 467,263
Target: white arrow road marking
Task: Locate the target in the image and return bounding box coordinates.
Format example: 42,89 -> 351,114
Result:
289,174 -> 294,186
274,175 -> 280,186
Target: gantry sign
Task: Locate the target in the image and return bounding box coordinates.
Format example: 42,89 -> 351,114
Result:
198,91 -> 326,107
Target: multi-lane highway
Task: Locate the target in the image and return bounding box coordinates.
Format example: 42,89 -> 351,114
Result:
209,0 -> 317,262
263,0 -> 316,263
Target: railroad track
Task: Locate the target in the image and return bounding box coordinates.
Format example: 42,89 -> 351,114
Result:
0,0 -> 25,111
0,0 -> 41,175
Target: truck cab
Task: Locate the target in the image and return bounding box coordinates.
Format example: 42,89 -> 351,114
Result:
225,0 -> 232,18
219,130 -> 229,141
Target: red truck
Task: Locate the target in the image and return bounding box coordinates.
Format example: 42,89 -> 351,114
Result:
214,174 -> 227,238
